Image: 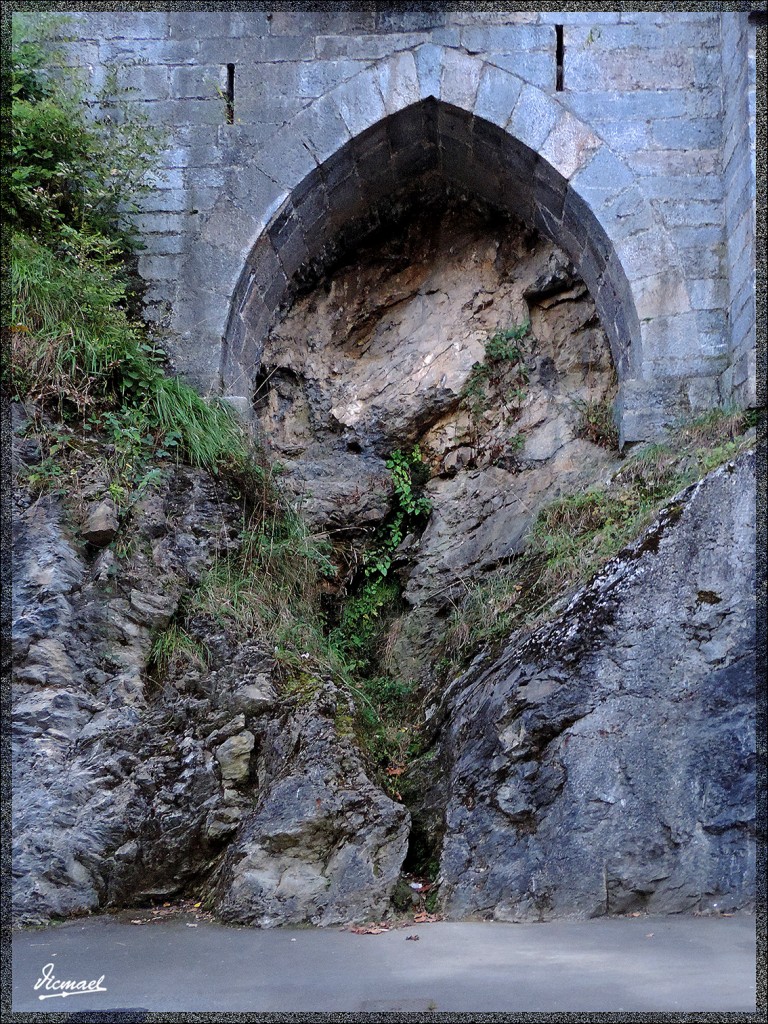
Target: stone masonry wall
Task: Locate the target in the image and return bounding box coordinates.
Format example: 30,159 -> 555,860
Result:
49,8 -> 759,438
720,13 -> 758,407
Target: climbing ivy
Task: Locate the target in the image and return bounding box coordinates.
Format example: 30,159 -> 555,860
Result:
330,445 -> 432,671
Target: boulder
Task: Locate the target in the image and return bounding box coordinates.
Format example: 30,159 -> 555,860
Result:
81,498 -> 119,546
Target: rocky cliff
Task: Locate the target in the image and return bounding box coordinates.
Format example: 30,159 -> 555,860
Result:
9,191 -> 756,927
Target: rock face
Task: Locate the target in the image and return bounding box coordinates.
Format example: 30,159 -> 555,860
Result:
427,453 -> 756,920
9,191 -> 756,929
10,422 -> 408,926
256,190 -> 619,677
216,686 -> 409,927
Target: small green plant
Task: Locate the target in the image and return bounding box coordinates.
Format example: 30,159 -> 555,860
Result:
149,624 -> 210,679
461,323 -> 531,446
572,395 -> 619,450
363,447 -> 432,580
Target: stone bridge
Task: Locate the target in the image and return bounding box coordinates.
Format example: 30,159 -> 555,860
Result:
66,8 -> 760,443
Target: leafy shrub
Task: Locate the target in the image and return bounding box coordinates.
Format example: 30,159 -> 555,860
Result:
6,15 -> 252,481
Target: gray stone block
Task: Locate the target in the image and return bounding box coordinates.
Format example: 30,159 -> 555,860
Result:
567,21 -> 719,51
331,70 -> 387,137
540,12 -> 621,23
138,188 -> 188,214
316,33 -> 428,60
141,232 -> 186,255
293,95 -> 351,165
131,211 -> 190,235
255,131 -> 317,191
460,24 -> 552,55
685,89 -> 724,119
651,117 -> 722,151
138,253 -> 183,282
632,273 -> 691,321
616,228 -> 681,283
168,11 -> 264,40
566,48 -> 694,92
640,312 -> 700,365
669,225 -> 726,250
689,278 -> 728,311
96,12 -> 169,40
297,59 -> 366,100
564,89 -> 688,123
116,64 -> 171,99
631,148 -> 720,178
236,64 -> 304,121
414,43 -> 443,99
448,11 -> 540,26
639,174 -> 723,202
506,85 -> 561,152
676,246 -> 725,279
200,35 -> 314,64
440,48 -> 482,112
655,199 -> 724,229
573,144 -> 638,199
171,65 -> 222,100
539,111 -> 601,180
166,97 -> 226,126
377,51 -> 420,114
376,10 -> 445,33
473,64 -> 523,128
693,50 -> 724,90
485,52 -> 554,90
593,120 -> 653,154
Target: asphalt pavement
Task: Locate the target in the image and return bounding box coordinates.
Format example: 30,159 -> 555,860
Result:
11,913 -> 757,1014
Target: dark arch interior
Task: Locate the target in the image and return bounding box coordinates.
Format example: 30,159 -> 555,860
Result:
223,98 -> 639,396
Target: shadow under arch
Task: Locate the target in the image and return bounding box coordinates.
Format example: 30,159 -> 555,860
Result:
222,98 -> 641,408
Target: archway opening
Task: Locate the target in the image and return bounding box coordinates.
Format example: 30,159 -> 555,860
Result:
223,99 -> 638,399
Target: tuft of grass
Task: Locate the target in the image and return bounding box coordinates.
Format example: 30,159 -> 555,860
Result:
437,407 -> 756,677
149,624 -> 210,680
572,395 -> 619,450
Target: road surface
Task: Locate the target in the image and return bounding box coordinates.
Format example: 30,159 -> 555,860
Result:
11,913 -> 756,1014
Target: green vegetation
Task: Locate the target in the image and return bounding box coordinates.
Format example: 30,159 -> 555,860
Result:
461,322 -> 531,446
6,15 -> 254,485
437,407 -> 756,678
149,624 -> 210,678
572,393 -> 619,450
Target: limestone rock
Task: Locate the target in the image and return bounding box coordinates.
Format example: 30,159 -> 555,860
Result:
215,731 -> 255,784
429,453 -> 756,920
215,687 -> 410,927
81,498 -> 119,546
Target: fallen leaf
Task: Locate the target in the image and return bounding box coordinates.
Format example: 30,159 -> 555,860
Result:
194,902 -> 202,908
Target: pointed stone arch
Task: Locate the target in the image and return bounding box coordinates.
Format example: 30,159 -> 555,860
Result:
212,47 -> 697,442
